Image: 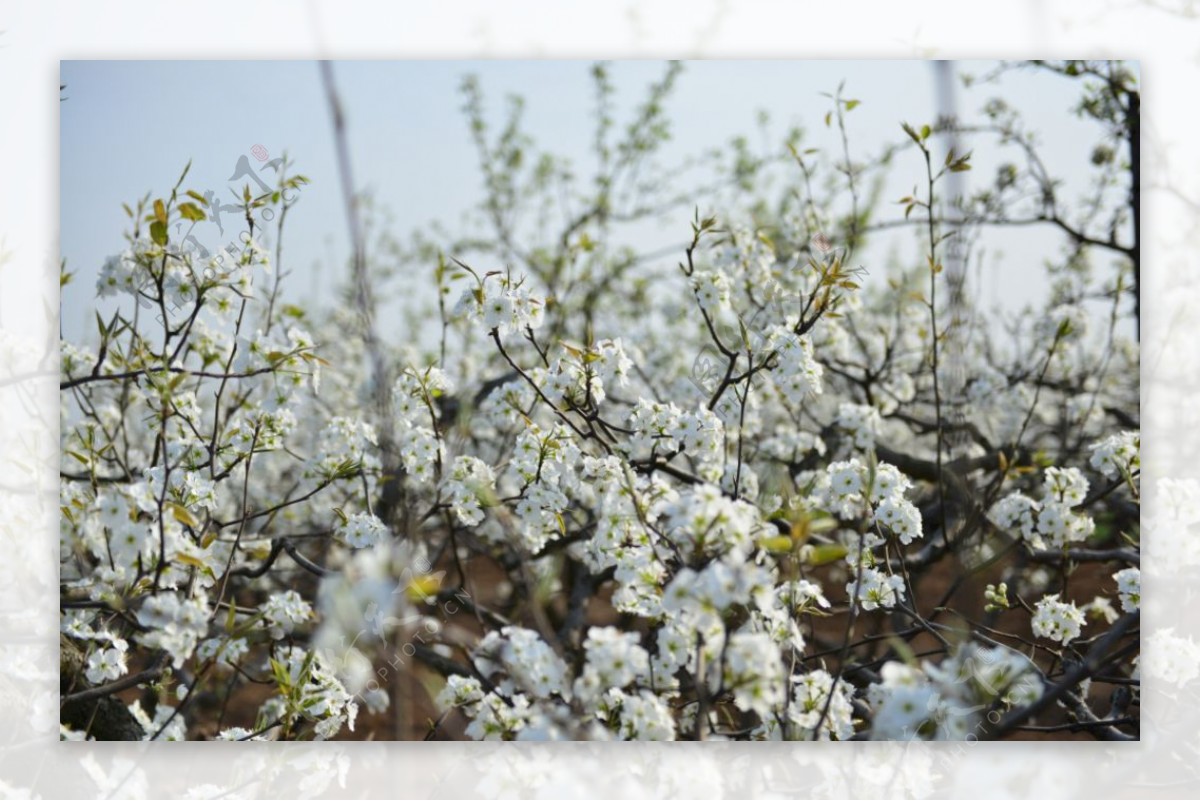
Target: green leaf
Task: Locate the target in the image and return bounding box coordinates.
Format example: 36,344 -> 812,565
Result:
167,501 -> 200,528
330,459 -> 363,480
920,124 -> 932,141
269,657 -> 290,689
759,535 -> 794,554
805,543 -> 849,566
175,552 -> 207,569
150,221 -> 168,246
844,99 -> 860,111
153,199 -> 167,225
178,202 -> 206,222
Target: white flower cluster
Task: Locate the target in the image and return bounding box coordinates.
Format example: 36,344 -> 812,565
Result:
716,224 -> 778,289
222,402 -> 300,469
871,475 -> 922,545
541,362 -> 599,412
86,486 -> 154,574
783,670 -> 856,741
1113,566 -> 1140,612
835,402 -> 883,452
136,592 -> 210,668
399,426 -> 443,485
196,636 -> 249,667
577,456 -> 647,555
475,377 -> 537,433
500,424 -> 580,552
267,646 -> 359,740
85,640 -> 129,685
570,456 -> 672,616
822,458 -> 923,545
96,234 -> 263,309
393,365 -> 453,428
721,631 -> 787,718
440,678 -> 531,741
1031,594 -> 1085,644
989,492 -> 1038,540
307,416 -> 379,478
442,626 -> 677,741
575,626 -> 651,703
662,555 -> 771,630
129,699 -> 188,741
847,567 -> 906,611
230,327 -> 316,388
476,626 -> 571,699
457,272 -> 546,335
628,399 -> 725,482
60,340 -> 96,378
1088,430 -> 1140,479
656,483 -> 763,558
1040,302 -> 1089,342
867,643 -> 1043,740
442,455 -> 497,526
1044,466 -> 1090,506
691,270 -> 731,313
394,366 -> 454,485
62,614 -> 130,673
96,240 -> 156,298
826,458 -> 866,508
334,511 -> 388,549
760,425 -> 826,464
261,590 -> 313,640
603,688 -> 677,741
990,466 -> 1096,550
764,326 -> 824,405
539,338 -> 633,410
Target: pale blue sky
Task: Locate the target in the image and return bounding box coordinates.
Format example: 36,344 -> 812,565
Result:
60,60 -> 1114,342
